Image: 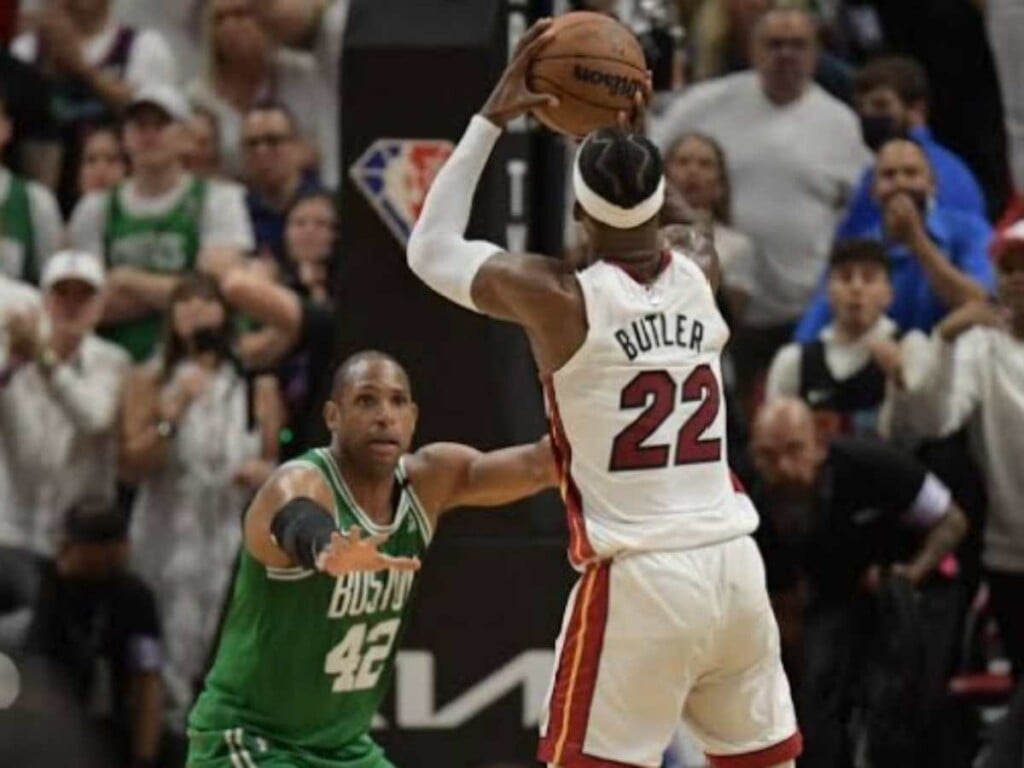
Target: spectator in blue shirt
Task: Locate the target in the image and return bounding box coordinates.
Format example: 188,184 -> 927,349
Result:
796,138 -> 995,341
242,101 -> 323,284
838,56 -> 987,238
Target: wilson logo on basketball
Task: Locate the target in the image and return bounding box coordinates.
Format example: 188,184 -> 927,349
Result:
571,66 -> 641,98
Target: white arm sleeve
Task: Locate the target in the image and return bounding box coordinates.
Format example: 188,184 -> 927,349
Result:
406,115 -> 506,313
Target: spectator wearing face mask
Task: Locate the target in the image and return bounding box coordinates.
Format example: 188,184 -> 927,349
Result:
797,138 -> 995,342
118,274 -> 283,735
838,56 -> 987,238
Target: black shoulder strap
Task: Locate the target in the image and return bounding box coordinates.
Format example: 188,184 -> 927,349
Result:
799,340 -> 832,396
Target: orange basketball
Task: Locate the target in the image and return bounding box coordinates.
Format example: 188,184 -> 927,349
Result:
528,12 -> 647,139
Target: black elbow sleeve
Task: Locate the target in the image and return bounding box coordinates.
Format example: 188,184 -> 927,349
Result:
270,497 -> 337,570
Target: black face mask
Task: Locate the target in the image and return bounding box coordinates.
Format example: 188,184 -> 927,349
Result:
191,326 -> 229,357
860,114 -> 903,152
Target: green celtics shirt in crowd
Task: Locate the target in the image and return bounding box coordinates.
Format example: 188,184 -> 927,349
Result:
102,177 -> 205,362
187,447 -> 432,766
1,173 -> 38,283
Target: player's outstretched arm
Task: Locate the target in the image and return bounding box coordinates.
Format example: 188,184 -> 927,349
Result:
406,437 -> 557,527
406,19 -> 584,350
244,464 -> 420,574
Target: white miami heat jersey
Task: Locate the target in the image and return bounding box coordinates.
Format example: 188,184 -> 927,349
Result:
546,250 -> 757,567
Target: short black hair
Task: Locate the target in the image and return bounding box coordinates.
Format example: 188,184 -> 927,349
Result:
577,127 -> 663,212
854,56 -> 930,108
332,350 -> 410,398
64,498 -> 128,543
828,238 -> 891,275
245,98 -> 299,135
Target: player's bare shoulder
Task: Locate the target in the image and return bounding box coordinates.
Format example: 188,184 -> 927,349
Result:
472,250 -> 584,326
399,443 -> 471,524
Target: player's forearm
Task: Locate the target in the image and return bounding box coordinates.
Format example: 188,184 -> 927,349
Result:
460,437 -> 557,507
406,116 -> 504,311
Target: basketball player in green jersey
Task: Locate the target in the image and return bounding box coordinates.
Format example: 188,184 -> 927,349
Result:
186,350 -> 556,768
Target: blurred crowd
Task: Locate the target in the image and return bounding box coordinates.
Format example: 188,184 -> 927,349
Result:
0,0 -> 1023,767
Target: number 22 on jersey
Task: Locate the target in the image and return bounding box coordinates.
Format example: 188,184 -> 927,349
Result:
610,364 -> 722,471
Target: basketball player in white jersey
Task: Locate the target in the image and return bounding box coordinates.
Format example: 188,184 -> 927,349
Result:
407,19 -> 801,768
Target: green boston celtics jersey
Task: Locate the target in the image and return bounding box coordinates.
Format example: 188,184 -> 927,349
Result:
188,447 -> 432,757
0,174 -> 38,283
101,177 -> 205,362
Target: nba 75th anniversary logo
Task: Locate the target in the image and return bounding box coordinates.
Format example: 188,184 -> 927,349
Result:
349,139 -> 455,247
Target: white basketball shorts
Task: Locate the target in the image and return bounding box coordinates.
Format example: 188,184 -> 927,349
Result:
537,535 -> 801,768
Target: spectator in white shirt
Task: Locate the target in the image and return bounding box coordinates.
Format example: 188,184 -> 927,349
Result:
13,0 -> 177,212
766,238 -> 929,443
187,0 -> 346,186
69,85 -> 254,363
0,250 -> 129,558
898,220 -> 1024,674
651,7 -> 870,394
112,0 -> 204,81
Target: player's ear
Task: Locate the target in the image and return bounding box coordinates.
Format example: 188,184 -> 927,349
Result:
323,400 -> 340,431
409,401 -> 419,433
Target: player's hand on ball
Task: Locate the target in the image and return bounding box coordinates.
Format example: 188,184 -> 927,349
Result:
616,71 -> 652,133
481,18 -> 558,128
315,526 -> 422,576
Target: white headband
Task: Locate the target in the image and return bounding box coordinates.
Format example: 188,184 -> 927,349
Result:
573,154 -> 665,230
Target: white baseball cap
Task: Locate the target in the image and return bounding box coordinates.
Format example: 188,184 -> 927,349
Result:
41,250 -> 105,291
125,83 -> 190,123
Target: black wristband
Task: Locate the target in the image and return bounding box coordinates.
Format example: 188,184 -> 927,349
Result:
270,497 -> 337,570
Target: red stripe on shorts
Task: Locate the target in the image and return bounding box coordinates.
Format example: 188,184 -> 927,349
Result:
543,378 -> 597,568
538,563 -> 615,768
707,731 -> 803,768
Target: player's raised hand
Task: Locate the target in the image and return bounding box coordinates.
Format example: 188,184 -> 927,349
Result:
616,70 -> 653,134
481,18 -> 559,128
315,526 -> 422,577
